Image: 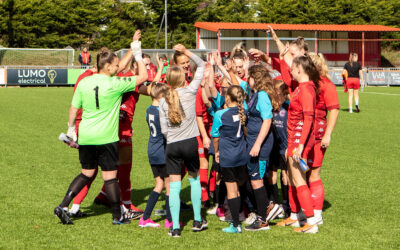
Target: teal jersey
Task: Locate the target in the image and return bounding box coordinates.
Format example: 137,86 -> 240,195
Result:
72,74 -> 136,145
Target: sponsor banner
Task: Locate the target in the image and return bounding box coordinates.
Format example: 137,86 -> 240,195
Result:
367,71 -> 389,86
328,70 -> 343,86
329,70 -> 367,86
6,68 -> 68,85
67,69 -> 87,85
0,69 -> 5,85
388,71 -> 400,86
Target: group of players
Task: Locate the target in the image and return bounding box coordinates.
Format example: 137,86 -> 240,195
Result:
54,26 -> 342,237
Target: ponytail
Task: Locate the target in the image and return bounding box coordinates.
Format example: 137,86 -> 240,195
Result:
165,88 -> 185,125
227,85 -> 247,136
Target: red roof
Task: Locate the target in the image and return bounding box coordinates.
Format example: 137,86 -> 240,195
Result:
194,22 -> 400,32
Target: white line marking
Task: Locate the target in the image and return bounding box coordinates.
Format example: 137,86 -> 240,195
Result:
337,90 -> 400,96
361,92 -> 400,96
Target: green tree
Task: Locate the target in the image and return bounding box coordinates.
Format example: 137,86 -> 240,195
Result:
197,0 -> 257,23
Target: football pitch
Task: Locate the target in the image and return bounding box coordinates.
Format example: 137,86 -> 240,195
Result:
0,86 -> 399,249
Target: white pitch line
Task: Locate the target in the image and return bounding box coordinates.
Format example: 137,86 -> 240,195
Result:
361,92 -> 400,96
337,90 -> 400,96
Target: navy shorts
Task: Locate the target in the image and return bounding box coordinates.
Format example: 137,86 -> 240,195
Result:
247,156 -> 269,180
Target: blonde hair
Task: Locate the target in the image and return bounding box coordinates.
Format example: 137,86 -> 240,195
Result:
226,85 -> 247,136
231,42 -> 247,60
150,82 -> 169,99
248,65 -> 280,111
309,52 -> 330,80
349,52 -> 358,66
165,66 -> 186,124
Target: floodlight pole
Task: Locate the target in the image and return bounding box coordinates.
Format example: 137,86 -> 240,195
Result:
165,0 -> 167,49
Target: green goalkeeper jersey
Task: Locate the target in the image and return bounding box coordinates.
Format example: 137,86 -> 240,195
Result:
72,74 -> 136,145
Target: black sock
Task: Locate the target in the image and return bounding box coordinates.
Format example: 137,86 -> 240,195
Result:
272,184 -> 279,204
143,191 -> 160,220
217,181 -> 227,207
242,181 -> 256,212
60,173 -> 90,208
104,178 -> 121,220
282,184 -> 288,203
253,186 -> 268,221
165,195 -> 172,222
227,197 -> 241,227
266,184 -> 274,202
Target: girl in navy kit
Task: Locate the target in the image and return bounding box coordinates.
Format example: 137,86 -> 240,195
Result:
211,85 -> 247,233
245,65 -> 281,231
139,82 -> 172,228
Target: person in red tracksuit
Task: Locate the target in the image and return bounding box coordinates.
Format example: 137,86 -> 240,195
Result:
307,53 -> 339,225
276,55 -> 320,234
195,63 -> 216,208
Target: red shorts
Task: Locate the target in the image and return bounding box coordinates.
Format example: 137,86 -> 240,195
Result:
307,141 -> 327,168
119,117 -> 133,147
347,77 -> 360,90
196,136 -> 208,158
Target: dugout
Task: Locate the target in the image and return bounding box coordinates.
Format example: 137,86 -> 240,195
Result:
194,22 -> 400,67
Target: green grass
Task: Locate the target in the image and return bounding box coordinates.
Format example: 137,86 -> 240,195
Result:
0,86 -> 399,249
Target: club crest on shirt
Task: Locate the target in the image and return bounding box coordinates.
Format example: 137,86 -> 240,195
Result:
279,109 -> 286,117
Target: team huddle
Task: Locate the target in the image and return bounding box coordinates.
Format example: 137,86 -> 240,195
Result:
54,27 -> 340,237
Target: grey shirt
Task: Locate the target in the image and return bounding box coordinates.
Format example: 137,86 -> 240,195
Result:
159,53 -> 205,144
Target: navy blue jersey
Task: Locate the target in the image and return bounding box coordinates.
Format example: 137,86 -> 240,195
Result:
146,105 -> 166,165
246,91 -> 274,161
272,100 -> 289,155
211,107 -> 247,168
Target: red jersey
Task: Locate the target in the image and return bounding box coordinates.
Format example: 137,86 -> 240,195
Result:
314,77 -> 340,140
195,87 -> 213,135
287,81 -> 316,150
74,69 -> 96,122
147,63 -> 157,82
117,71 -> 140,119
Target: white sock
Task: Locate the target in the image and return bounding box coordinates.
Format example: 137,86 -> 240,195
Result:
121,204 -> 127,214
307,216 -> 317,225
69,204 -> 80,214
290,212 -> 298,220
314,209 -> 322,218
355,101 -> 359,106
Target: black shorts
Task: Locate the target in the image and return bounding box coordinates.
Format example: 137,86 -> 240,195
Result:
212,157 -> 221,173
79,142 -> 119,171
166,137 -> 200,175
270,153 -> 287,171
151,164 -> 168,178
221,165 -> 248,183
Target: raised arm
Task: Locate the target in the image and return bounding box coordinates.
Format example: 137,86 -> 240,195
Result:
117,32 -> 139,74
174,44 -> 205,93
130,30 -> 148,85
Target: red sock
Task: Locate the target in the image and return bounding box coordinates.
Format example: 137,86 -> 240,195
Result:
208,169 -> 216,192
289,185 -> 300,213
309,179 -> 324,210
96,185 -> 108,201
199,168 -> 209,202
296,185 -> 315,218
118,163 -> 132,204
73,168 -> 98,204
